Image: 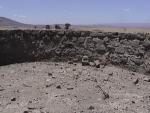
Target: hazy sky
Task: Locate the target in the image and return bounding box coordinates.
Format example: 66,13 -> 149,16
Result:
0,0 -> 150,24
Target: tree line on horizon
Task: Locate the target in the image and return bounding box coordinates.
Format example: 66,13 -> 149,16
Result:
34,23 -> 71,30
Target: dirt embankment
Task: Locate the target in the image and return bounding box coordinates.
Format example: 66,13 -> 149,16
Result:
0,30 -> 150,74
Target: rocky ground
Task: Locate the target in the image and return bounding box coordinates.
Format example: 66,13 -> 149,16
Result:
1,30 -> 150,74
0,62 -> 150,113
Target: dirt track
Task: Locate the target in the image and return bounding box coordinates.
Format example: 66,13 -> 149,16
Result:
0,62 -> 150,113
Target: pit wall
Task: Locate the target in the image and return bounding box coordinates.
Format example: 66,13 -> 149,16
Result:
0,30 -> 150,74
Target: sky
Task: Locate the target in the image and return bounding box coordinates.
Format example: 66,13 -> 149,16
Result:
0,0 -> 150,24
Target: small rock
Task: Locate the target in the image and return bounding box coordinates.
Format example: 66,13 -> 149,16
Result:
56,85 -> 61,89
68,61 -> 73,64
131,101 -> 135,104
0,88 -> 5,91
1,74 -> 4,78
89,62 -> 95,66
23,83 -> 32,87
46,84 -> 53,88
88,105 -> 95,110
143,77 -> 150,82
132,58 -> 144,66
115,47 -> 125,54
0,86 -> 5,91
103,92 -> 110,100
48,73 -> 52,76
24,70 -> 28,72
23,111 -> 29,113
52,76 -> 56,79
11,98 -> 16,101
103,36 -> 109,42
73,58 -> 79,62
67,87 -> 74,90
108,72 -> 113,76
133,78 -> 139,85
55,63 -> 59,66
82,56 -> 89,66
94,60 -> 100,68
32,66 -> 36,68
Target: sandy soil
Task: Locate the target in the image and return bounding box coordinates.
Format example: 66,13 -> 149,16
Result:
0,62 -> 150,113
76,27 -> 150,33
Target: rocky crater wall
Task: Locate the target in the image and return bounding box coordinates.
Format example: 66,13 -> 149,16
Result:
0,30 -> 150,74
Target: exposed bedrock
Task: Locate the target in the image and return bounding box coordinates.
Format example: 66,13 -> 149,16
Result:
0,30 -> 150,74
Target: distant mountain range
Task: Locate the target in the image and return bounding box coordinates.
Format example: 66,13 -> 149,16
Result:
0,17 -> 33,28
0,16 -> 150,29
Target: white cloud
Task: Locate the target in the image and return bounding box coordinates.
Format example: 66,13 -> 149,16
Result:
123,8 -> 130,12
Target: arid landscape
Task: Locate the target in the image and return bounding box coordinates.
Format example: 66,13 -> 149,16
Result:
0,62 -> 150,113
0,27 -> 150,113
0,0 -> 150,112
1,17 -> 150,33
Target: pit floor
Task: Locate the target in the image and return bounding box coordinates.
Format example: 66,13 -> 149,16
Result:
0,62 -> 150,113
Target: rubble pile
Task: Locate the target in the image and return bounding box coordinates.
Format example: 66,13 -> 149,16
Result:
0,30 -> 150,74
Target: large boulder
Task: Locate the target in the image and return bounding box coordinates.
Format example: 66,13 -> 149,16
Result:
143,38 -> 150,50
131,57 -> 144,66
129,39 -> 140,47
96,44 -> 106,54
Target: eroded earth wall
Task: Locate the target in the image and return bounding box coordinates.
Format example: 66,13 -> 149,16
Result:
0,30 -> 150,74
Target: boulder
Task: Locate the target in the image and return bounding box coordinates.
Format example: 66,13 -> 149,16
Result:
82,56 -> 89,66
131,58 -> 144,66
133,78 -> 139,85
78,37 -> 85,43
143,38 -> 150,50
94,60 -> 100,68
115,47 -> 125,54
110,54 -> 121,65
103,36 -> 109,43
129,39 -> 140,47
92,37 -> 101,42
143,77 -> 150,82
89,62 -> 95,66
96,44 -> 106,54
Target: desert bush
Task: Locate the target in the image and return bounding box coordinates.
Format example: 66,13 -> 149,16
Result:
45,25 -> 50,29
65,23 -> 71,30
55,24 -> 61,29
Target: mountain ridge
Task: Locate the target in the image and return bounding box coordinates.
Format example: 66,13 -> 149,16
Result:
0,16 -> 150,29
0,17 -> 33,28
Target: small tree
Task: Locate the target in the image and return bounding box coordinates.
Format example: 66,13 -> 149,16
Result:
46,25 -> 50,29
55,24 -> 61,29
34,25 -> 37,29
65,23 -> 71,30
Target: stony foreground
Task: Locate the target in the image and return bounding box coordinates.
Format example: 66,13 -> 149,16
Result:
0,62 -> 150,113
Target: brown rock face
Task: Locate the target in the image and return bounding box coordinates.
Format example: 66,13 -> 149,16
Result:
0,30 -> 150,74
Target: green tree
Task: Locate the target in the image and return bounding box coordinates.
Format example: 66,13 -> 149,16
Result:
34,26 -> 37,29
46,25 -> 50,29
55,24 -> 61,29
65,23 -> 71,30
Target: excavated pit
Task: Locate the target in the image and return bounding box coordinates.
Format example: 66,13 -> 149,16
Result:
0,30 -> 150,74
1,30 -> 150,113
